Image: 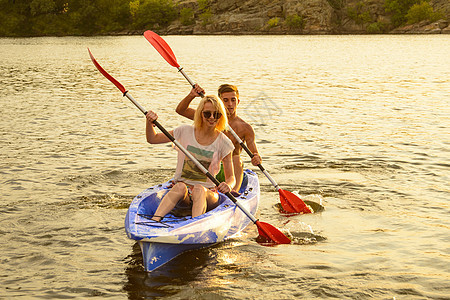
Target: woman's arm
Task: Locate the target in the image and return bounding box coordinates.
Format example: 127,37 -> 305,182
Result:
145,110 -> 172,144
217,152 -> 235,193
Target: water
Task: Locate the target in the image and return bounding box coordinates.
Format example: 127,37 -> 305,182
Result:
1,35 -> 449,299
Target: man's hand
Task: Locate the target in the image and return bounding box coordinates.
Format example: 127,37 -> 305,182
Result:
251,153 -> 262,166
189,84 -> 205,97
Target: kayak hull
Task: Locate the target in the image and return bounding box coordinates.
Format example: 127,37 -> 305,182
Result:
125,169 -> 260,272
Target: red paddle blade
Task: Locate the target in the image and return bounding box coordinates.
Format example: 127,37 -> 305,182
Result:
88,48 -> 127,94
279,189 -> 312,214
143,30 -> 180,68
256,221 -> 291,244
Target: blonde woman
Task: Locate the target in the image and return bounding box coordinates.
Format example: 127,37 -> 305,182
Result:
176,84 -> 261,192
146,95 -> 235,221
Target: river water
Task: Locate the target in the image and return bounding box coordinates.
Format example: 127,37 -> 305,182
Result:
1,35 -> 449,299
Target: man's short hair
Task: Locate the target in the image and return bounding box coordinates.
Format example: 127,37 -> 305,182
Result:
218,84 -> 239,98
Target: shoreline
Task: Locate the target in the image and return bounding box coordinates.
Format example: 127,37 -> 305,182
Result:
2,20 -> 449,38
2,31 -> 449,38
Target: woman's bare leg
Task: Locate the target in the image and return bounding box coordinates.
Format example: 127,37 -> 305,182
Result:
232,155 -> 243,192
152,183 -> 188,221
191,184 -> 219,217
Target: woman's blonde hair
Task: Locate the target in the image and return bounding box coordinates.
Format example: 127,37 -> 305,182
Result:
194,95 -> 228,132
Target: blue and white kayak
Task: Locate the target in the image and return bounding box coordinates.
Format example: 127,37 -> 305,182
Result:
125,169 -> 260,272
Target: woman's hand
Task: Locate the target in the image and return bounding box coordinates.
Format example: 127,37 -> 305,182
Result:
217,182 -> 231,194
146,110 -> 158,124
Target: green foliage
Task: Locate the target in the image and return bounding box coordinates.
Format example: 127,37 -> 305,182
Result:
199,8 -> 212,26
285,14 -> 305,30
30,0 -> 56,16
267,17 -> 280,28
180,7 -> 194,26
366,22 -> 387,33
0,0 -> 177,36
197,0 -> 211,26
0,10 -> 25,36
133,0 -> 177,29
129,0 -> 139,20
406,1 -> 443,24
198,0 -> 209,11
384,0 -> 422,27
74,3 -> 101,34
347,2 -> 373,25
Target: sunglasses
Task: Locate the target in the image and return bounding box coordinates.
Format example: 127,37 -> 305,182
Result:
202,110 -> 222,120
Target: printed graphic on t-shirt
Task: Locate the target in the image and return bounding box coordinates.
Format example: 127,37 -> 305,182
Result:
181,145 -> 214,182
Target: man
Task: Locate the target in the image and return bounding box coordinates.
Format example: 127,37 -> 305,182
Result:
176,84 -> 262,192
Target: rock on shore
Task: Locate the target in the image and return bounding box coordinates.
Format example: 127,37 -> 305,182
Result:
161,0 -> 450,34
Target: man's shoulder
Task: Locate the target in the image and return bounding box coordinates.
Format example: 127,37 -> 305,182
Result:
231,116 -> 254,137
231,116 -> 249,127
236,116 -> 254,130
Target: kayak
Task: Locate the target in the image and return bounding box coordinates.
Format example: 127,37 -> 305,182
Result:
125,169 -> 260,272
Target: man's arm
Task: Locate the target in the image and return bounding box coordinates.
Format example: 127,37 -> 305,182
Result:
244,124 -> 262,166
175,84 -> 204,120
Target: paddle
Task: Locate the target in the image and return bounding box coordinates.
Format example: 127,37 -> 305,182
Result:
88,48 -> 291,244
143,30 -> 313,214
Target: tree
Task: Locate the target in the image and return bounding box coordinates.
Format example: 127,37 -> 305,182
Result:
180,7 -> 194,26
133,0 -> 177,29
406,1 -> 443,24
385,0 -> 421,27
30,0 -> 56,16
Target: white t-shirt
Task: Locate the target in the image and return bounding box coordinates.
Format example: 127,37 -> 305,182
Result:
173,125 -> 234,188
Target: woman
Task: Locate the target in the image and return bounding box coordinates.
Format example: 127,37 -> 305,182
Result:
146,95 -> 235,221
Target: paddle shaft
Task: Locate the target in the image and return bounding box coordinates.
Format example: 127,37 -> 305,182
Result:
177,67 -> 195,88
